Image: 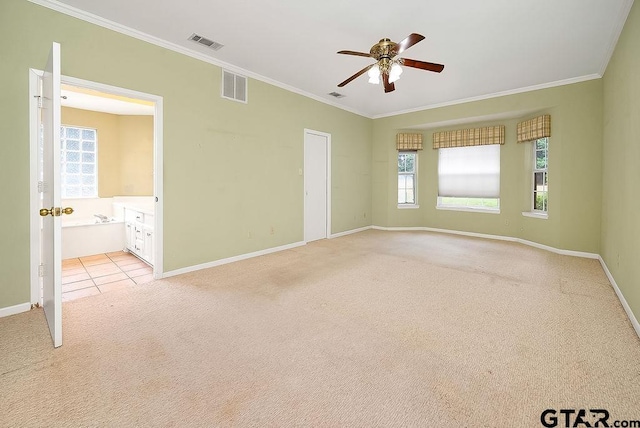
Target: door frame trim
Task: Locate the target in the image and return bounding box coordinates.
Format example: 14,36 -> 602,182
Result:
28,70 -> 164,305
303,128 -> 331,242
28,69 -> 42,305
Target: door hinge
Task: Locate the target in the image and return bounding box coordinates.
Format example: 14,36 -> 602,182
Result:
34,95 -> 42,109
38,264 -> 45,277
38,181 -> 45,193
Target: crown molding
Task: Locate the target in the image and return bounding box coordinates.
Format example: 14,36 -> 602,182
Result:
598,0 -> 635,76
27,0 -> 370,118
372,74 -> 602,119
27,0 -> 623,121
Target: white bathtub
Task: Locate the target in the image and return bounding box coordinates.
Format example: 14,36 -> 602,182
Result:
62,218 -> 126,259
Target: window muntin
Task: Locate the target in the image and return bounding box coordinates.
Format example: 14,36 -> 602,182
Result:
533,137 -> 548,212
60,125 -> 97,198
398,152 -> 417,205
437,144 -> 500,211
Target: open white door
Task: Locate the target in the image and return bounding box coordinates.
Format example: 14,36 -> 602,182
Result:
41,42 -> 63,347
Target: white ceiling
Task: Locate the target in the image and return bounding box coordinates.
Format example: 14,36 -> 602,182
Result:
42,0 -> 634,118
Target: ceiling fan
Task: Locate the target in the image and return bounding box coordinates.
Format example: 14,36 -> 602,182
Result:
337,33 -> 444,93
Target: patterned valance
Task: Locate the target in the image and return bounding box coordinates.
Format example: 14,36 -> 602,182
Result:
432,126 -> 505,149
517,115 -> 551,143
396,133 -> 423,150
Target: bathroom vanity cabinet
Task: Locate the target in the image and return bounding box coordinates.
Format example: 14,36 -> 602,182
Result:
124,207 -> 154,265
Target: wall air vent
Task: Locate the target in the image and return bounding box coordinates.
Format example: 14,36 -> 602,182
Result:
222,70 -> 247,103
188,33 -> 224,51
328,92 -> 345,98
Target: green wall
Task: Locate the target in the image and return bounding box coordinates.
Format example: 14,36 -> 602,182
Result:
0,1 -> 372,308
602,1 -> 640,323
372,80 -> 603,254
1,0 -> 637,329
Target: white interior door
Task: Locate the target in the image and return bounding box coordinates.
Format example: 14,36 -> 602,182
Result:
41,42 -> 63,347
304,131 -> 329,242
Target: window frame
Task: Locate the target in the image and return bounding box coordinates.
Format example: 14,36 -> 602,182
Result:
60,125 -> 98,199
436,144 -> 501,214
531,137 -> 549,215
397,151 -> 418,208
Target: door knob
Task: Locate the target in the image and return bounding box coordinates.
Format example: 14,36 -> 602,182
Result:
39,207 -> 74,217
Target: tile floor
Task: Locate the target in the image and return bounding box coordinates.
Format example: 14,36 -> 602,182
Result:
62,251 -> 153,302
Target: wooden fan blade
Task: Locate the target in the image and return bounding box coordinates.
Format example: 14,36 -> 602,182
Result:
393,33 -> 425,55
401,58 -> 445,73
382,73 -> 395,93
338,64 -> 374,87
337,50 -> 373,58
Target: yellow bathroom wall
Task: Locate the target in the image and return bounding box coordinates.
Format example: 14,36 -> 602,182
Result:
61,107 -> 153,197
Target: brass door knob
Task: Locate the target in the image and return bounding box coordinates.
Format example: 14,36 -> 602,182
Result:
39,207 -> 53,217
39,207 -> 74,217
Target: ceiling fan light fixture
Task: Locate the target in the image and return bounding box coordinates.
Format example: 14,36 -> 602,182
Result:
389,63 -> 403,83
337,33 -> 443,93
367,65 -> 381,84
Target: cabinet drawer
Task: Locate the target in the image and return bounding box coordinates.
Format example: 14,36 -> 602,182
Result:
134,239 -> 144,253
143,214 -> 154,227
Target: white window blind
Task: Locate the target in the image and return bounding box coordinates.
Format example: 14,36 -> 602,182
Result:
438,144 -> 500,198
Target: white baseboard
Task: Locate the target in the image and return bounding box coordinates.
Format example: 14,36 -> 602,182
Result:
598,256 -> 640,340
372,225 -> 637,339
162,241 -> 306,278
371,225 -> 600,259
0,302 -> 32,319
516,238 -> 600,259
330,226 -> 372,239
373,225 -> 514,243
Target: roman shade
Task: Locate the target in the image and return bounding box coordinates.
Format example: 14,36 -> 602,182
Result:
438,144 -> 501,198
396,133 -> 423,150
517,114 -> 551,143
432,126 -> 505,149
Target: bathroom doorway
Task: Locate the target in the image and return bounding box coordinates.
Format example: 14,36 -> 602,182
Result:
29,71 -> 164,306
58,84 -> 156,300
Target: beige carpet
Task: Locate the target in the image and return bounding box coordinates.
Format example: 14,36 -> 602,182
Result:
1,230 -> 639,427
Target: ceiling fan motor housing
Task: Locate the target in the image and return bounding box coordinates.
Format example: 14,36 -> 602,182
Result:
370,38 -> 397,60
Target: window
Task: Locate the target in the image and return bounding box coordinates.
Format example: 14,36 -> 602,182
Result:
532,137 -> 548,212
398,152 -> 417,205
437,144 -> 500,212
60,125 -> 97,198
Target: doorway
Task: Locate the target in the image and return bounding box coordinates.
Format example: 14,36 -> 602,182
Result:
28,69 -> 164,310
303,129 -> 331,242
58,84 -> 156,300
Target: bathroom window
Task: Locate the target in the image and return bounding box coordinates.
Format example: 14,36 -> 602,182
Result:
60,126 -> 98,198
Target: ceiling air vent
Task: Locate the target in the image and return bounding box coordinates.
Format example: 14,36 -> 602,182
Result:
188,33 -> 224,51
328,92 -> 345,98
